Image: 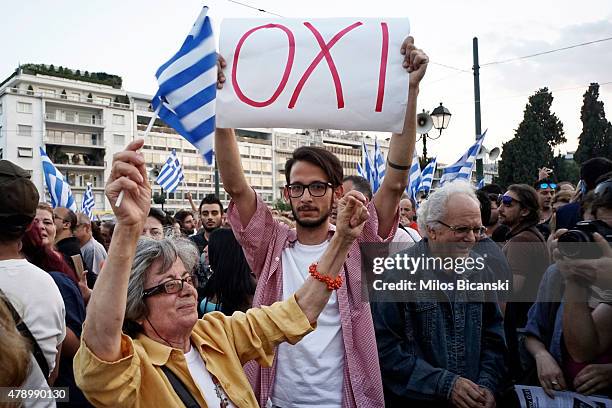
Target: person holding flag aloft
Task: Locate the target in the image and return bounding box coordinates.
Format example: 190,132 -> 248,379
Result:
214,36 -> 428,407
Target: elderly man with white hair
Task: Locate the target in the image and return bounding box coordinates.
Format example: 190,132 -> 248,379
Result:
371,180 -> 507,408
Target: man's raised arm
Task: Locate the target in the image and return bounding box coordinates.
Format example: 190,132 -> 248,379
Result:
215,56 -> 257,227
373,37 -> 428,238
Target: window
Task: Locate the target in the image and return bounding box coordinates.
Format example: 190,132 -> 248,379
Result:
96,97 -> 111,106
114,134 -> 125,145
70,92 -> 81,101
0,102 -> 3,115
17,102 -> 32,114
17,147 -> 33,157
18,125 -> 32,137
112,114 -> 125,125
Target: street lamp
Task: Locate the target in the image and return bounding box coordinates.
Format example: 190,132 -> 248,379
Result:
417,102 -> 451,162
431,102 -> 452,136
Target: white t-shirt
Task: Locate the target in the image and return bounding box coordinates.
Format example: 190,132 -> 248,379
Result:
271,240 -> 345,408
0,259 -> 65,374
184,346 -> 235,407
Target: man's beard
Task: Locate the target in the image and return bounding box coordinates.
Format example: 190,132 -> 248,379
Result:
291,205 -> 330,228
183,228 -> 195,235
203,224 -> 219,233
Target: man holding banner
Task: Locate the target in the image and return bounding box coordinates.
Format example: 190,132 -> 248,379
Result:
215,23 -> 428,406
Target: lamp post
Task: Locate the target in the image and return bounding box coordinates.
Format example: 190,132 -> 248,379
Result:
418,102 -> 451,163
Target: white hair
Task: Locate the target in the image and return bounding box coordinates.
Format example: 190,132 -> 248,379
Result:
417,180 -> 479,238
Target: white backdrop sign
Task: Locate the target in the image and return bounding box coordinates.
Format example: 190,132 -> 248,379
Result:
217,18 -> 411,133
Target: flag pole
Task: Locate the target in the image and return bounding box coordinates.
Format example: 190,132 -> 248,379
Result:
115,105 -> 161,208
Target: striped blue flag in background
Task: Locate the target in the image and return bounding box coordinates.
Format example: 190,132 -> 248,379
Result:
40,147 -> 77,211
439,130 -> 487,186
82,183 -> 95,219
362,142 -> 374,186
151,6 -> 217,164
418,158 -> 437,194
407,150 -> 421,200
373,139 -> 386,193
156,149 -> 185,193
476,178 -> 486,189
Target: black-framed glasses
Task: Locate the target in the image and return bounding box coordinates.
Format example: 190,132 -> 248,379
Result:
142,274 -> 198,298
286,182 -> 333,198
498,195 -> 522,207
537,182 -> 557,190
436,220 -> 486,237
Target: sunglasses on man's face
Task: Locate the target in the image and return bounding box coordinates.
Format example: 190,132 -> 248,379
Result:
537,183 -> 557,190
498,195 -> 522,207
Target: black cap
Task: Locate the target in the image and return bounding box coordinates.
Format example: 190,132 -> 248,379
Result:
0,160 -> 39,220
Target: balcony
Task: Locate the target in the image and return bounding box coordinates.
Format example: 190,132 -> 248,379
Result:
46,148 -> 105,170
2,87 -> 131,110
45,112 -> 104,128
45,131 -> 104,149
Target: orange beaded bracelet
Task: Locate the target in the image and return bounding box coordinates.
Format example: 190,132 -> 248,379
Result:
308,262 -> 343,290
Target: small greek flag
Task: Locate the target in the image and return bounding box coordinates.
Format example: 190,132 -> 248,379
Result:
82,183 -> 95,219
439,130 -> 487,186
476,178 -> 486,189
418,158 -> 437,194
373,139 -> 386,193
151,6 -> 217,164
362,142 -> 375,186
407,150 -> 421,200
40,147 -> 77,211
157,149 -> 185,193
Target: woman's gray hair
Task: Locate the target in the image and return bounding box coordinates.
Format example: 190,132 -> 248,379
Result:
417,180 -> 478,238
124,237 -> 199,327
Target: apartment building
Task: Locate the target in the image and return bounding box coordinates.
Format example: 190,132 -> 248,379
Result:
0,64 -> 395,215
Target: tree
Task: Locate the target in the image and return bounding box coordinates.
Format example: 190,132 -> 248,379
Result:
273,198 -> 291,212
498,88 -> 566,187
552,154 -> 580,184
574,83 -> 612,164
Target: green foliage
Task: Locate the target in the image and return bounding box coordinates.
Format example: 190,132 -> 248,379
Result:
552,154 -> 580,184
273,198 -> 291,212
20,64 -> 123,88
498,88 -> 566,187
574,83 -> 612,164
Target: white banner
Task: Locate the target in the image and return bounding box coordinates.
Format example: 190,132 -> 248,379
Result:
217,18 -> 411,133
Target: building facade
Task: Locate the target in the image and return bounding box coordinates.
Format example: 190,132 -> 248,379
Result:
0,65 -> 393,215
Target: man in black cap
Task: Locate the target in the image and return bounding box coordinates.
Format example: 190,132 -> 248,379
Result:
0,160 -> 66,388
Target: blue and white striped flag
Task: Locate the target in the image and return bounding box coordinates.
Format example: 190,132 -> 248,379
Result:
407,150 -> 421,200
82,183 -> 95,219
362,142 -> 374,186
476,178 -> 486,189
439,130 -> 487,186
151,6 -> 217,164
40,147 -> 77,211
418,158 -> 437,194
157,149 -> 185,193
373,139 -> 386,193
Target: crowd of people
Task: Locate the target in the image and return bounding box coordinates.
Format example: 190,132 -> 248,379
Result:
0,36 -> 611,408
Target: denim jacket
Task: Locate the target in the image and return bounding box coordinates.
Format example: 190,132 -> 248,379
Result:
371,240 -> 507,403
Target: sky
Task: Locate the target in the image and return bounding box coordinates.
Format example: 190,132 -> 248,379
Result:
2,0 -> 611,163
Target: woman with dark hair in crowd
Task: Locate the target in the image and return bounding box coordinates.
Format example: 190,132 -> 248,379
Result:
199,228 -> 256,316
23,211 -> 79,284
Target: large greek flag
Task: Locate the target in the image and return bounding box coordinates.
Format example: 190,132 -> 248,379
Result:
407,150 -> 421,199
157,149 -> 185,193
82,183 -> 95,219
418,158 -> 437,194
151,6 -> 217,164
439,131 -> 487,186
40,147 -> 77,211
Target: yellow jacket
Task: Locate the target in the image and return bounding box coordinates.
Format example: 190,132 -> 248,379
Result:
74,295 -> 314,407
